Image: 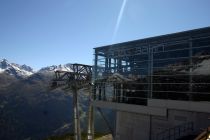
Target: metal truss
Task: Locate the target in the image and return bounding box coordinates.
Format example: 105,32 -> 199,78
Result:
51,63 -> 92,90
50,63 -> 93,140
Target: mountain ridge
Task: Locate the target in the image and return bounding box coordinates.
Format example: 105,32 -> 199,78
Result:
0,59 -> 78,78
0,59 -> 34,78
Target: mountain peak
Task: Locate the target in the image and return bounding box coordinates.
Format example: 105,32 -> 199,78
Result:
0,58 -> 10,69
0,59 -> 34,78
38,64 -> 74,73
21,64 -> 34,72
2,58 -> 8,62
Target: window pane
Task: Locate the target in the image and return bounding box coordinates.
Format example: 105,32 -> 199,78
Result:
192,37 -> 210,48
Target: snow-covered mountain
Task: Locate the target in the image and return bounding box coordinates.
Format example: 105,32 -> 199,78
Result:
38,64 -> 74,73
0,59 -> 78,79
0,59 -> 34,78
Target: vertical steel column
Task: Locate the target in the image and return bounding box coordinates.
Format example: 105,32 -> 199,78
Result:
105,57 -> 108,74
117,59 -> 122,73
114,59 -> 117,73
189,39 -> 193,100
148,46 -> 153,99
51,64 -> 92,140
94,50 -> 98,80
151,47 -> 153,99
73,88 -> 81,140
87,87 -> 94,140
94,50 -> 98,100
108,58 -> 111,73
87,105 -> 94,140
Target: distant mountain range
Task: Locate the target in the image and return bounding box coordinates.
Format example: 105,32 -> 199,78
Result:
0,59 -> 77,77
1,56 -> 210,78
0,59 -> 113,140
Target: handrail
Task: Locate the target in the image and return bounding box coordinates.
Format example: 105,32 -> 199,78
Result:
156,122 -> 194,140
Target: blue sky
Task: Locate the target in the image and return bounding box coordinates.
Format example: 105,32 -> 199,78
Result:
0,0 -> 210,70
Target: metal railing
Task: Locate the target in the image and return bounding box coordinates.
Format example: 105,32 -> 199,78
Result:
156,122 -> 194,140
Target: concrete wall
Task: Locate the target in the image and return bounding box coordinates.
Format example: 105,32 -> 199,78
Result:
115,110 -> 210,140
92,99 -> 210,140
115,112 -> 151,140
92,101 -> 166,116
148,99 -> 210,113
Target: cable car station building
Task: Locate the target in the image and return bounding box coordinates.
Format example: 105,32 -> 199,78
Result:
92,27 -> 210,140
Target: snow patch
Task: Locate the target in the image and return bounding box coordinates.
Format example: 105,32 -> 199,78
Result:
192,59 -> 210,75
39,64 -> 74,73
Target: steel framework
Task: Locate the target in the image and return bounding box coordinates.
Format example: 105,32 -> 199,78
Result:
93,26 -> 210,105
51,63 -> 93,140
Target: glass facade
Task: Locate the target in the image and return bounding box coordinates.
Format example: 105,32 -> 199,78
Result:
93,27 -> 210,105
